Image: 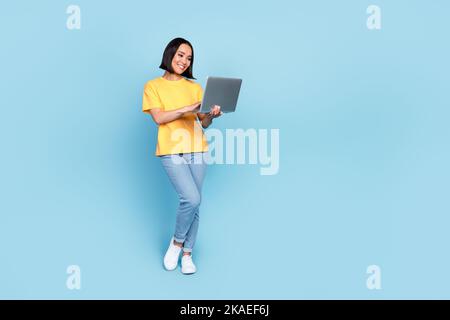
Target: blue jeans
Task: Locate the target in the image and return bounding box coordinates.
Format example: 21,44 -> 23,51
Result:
160,152 -> 207,253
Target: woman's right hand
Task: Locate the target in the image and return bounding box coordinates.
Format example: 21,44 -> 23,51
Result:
146,102 -> 201,125
183,102 -> 201,115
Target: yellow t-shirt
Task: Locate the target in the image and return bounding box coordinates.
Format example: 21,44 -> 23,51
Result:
142,76 -> 209,156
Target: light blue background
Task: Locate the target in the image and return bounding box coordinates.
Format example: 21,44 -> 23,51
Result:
1,0 -> 449,299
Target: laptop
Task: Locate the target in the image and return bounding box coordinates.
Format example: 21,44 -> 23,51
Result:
199,76 -> 242,113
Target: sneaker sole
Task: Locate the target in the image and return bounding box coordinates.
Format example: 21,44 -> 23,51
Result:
181,269 -> 196,275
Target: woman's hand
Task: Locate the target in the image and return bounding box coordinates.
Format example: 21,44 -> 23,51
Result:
182,102 -> 201,115
147,102 -> 201,125
207,105 -> 223,119
198,105 -> 223,128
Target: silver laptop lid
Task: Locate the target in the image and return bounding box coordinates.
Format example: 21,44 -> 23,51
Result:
199,76 -> 242,113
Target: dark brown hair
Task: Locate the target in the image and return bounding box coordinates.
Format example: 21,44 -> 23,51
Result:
159,37 -> 196,80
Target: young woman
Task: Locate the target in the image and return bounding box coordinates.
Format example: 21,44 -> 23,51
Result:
142,38 -> 222,274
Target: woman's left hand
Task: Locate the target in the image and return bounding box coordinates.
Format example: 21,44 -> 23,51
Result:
208,105 -> 223,118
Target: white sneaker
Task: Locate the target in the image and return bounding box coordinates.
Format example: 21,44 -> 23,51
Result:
163,238 -> 182,271
181,254 -> 197,274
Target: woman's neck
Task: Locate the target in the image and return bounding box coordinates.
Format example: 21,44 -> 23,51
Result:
162,71 -> 183,81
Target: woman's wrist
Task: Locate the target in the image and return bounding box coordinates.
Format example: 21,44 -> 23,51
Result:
201,115 -> 212,128
178,106 -> 193,117
179,106 -> 189,115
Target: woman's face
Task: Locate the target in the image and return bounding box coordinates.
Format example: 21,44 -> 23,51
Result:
171,43 -> 192,75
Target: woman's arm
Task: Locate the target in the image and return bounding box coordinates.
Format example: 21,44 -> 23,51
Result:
145,103 -> 201,125
197,112 -> 212,128
197,105 -> 223,128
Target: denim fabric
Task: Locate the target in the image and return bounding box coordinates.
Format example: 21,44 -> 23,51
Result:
160,152 -> 207,252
